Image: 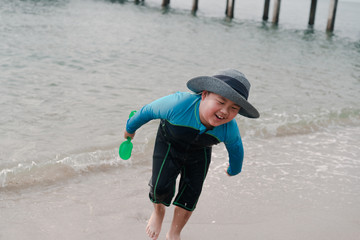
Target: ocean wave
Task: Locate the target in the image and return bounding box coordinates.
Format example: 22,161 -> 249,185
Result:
1,108 -> 358,190
242,107 -> 360,138
0,149 -> 131,191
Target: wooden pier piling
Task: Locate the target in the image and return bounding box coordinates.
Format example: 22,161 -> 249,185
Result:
308,0 -> 318,25
272,0 -> 281,24
225,0 -> 235,18
137,0 -> 340,33
263,0 -> 271,21
192,0 -> 199,14
161,0 -> 170,7
326,0 -> 338,32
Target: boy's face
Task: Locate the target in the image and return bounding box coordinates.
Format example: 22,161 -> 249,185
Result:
199,91 -> 240,128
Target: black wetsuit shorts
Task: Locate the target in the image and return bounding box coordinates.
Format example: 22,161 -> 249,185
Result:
149,120 -> 212,211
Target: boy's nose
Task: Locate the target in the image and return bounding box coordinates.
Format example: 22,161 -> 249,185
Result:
220,107 -> 229,116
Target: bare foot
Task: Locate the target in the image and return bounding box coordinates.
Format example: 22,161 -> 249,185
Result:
146,204 -> 165,240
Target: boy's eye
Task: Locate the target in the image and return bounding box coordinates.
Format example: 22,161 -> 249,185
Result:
217,100 -> 224,104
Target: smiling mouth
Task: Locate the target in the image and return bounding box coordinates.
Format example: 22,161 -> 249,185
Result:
216,114 -> 225,120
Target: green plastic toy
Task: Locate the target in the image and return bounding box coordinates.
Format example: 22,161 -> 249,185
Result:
119,137 -> 133,160
119,110 -> 137,160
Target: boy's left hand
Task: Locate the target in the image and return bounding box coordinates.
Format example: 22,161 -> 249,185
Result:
224,163 -> 231,176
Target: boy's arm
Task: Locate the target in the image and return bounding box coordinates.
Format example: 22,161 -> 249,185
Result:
225,140 -> 244,176
224,120 -> 244,176
125,93 -> 181,135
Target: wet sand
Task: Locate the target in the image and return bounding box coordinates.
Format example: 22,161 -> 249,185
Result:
2,127 -> 360,240
1,159 -> 359,240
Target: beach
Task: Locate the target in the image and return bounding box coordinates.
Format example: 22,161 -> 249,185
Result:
2,126 -> 360,239
1,0 -> 360,239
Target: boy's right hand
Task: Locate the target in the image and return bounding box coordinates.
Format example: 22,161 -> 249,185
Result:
124,130 -> 135,140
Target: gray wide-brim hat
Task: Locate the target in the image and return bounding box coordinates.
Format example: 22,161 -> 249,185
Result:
187,69 -> 260,118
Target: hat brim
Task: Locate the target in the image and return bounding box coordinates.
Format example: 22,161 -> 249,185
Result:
187,76 -> 260,118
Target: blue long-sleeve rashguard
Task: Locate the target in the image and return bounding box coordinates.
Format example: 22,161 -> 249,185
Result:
126,92 -> 244,176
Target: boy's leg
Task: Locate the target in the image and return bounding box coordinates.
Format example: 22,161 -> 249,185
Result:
166,206 -> 192,240
149,123 -> 180,205
147,123 -> 182,239
146,203 -> 166,240
166,147 -> 211,239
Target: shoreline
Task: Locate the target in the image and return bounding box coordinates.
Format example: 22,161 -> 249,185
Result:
2,164 -> 359,240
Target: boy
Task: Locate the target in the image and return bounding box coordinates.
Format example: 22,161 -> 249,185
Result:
124,69 -> 259,240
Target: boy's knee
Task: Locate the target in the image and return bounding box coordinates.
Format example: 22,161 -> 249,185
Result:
149,184 -> 173,203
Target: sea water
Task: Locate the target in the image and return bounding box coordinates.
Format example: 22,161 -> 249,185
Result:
0,0 -> 359,239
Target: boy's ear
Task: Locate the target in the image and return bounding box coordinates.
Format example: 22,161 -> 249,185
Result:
201,90 -> 209,100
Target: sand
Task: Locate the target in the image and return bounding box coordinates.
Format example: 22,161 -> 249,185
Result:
1,162 -> 359,240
